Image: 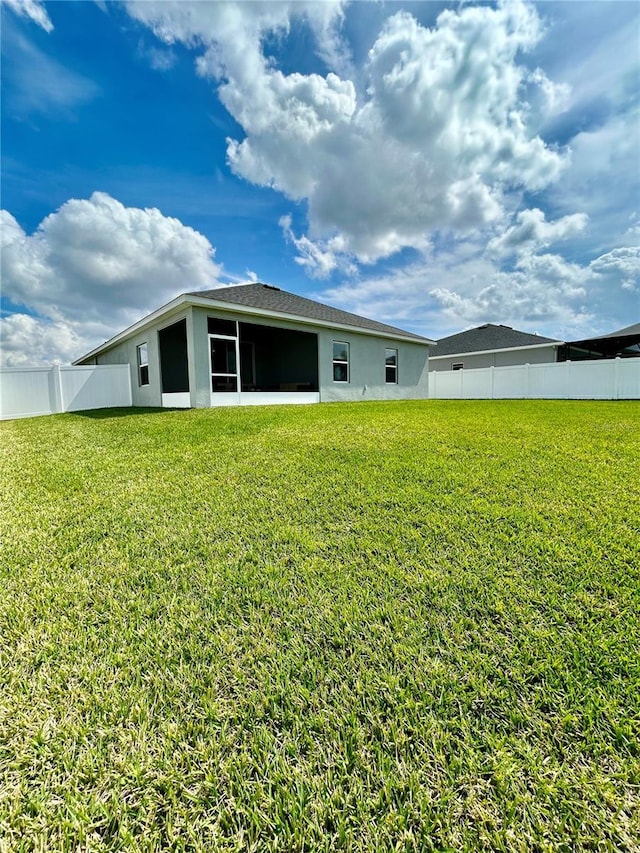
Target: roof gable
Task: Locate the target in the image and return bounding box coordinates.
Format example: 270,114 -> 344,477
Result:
75,283 -> 432,364
434,324 -> 561,356
187,283 -> 431,342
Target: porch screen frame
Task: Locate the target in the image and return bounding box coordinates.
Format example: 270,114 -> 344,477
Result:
208,320 -> 240,393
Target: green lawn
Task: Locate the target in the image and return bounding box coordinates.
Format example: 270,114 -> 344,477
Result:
1,401 -> 638,852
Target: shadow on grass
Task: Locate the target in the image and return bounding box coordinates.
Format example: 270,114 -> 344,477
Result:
72,407 -> 190,420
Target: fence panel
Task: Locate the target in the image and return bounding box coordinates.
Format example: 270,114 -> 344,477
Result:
619,359 -> 640,398
492,365 -> 527,398
0,368 -> 54,419
60,366 -> 132,412
429,370 -> 463,399
430,358 -> 639,400
1,365 -> 132,420
527,362 -> 570,398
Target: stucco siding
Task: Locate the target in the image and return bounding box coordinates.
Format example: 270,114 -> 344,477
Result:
96,334 -> 162,407
317,330 -> 429,402
87,304 -> 430,407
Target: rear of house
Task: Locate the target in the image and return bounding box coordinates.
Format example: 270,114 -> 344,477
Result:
75,284 -> 433,408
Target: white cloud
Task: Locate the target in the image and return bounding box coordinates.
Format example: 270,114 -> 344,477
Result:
428,242 -> 639,331
548,111 -> 640,248
318,232 -> 639,342
2,0 -> 53,32
2,20 -> 100,117
0,314 -> 91,368
487,208 -> 588,257
279,214 -> 354,278
137,40 -> 177,72
127,0 -> 567,266
589,247 -> 640,291
1,192 -> 221,365
1,210 -> 25,248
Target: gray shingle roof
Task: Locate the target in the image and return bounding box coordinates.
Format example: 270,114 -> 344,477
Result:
187,283 -> 431,342
434,324 -> 560,356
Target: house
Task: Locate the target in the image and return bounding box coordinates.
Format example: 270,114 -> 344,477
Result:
74,283 -> 434,408
429,324 -> 562,372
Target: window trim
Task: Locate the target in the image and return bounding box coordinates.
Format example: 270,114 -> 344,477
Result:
332,341 -> 350,383
137,342 -> 149,386
208,322 -> 240,393
385,347 -> 398,384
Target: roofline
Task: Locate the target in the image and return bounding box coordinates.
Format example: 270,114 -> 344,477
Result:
74,292 -> 434,363
429,340 -> 561,360
73,294 -> 190,364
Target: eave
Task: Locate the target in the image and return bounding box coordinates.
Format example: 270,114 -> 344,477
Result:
429,341 -> 561,361
74,293 -> 434,364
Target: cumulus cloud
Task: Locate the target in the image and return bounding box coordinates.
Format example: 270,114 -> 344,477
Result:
487,208 -> 588,257
317,233 -> 639,342
1,192 -> 221,365
589,247 -> 640,291
2,0 -> 53,32
127,0 -> 567,270
279,215 -> 355,278
428,242 -> 640,331
0,314 -> 91,368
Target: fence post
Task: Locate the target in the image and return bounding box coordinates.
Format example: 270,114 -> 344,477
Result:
614,357 -> 621,400
490,365 -> 495,399
50,364 -> 64,413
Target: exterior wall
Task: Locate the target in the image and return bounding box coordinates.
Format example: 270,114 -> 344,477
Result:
94,309 -> 191,407
317,330 -> 429,402
189,306 -> 429,405
430,345 -> 558,372
85,305 -> 430,408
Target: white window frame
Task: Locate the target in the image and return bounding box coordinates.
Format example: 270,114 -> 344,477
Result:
332,341 -> 350,383
208,320 -> 240,393
385,348 -> 398,384
137,343 -> 149,386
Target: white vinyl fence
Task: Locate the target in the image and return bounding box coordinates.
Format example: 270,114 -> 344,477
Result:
0,365 -> 132,420
429,357 -> 640,400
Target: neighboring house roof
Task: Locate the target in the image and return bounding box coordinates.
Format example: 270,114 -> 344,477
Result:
431,324 -> 561,358
74,283 -> 434,364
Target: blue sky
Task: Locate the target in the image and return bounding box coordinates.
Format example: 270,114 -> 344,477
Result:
1,0 -> 638,365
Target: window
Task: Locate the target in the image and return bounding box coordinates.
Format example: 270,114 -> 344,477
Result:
385,348 -> 398,383
137,343 -> 149,386
210,337 -> 238,392
452,363 -> 464,371
333,341 -> 349,382
207,317 -> 237,337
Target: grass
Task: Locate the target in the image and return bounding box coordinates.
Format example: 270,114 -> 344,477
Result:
0,400 -> 638,852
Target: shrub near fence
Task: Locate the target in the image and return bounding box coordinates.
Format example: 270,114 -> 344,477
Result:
429,357 -> 640,400
0,365 -> 132,420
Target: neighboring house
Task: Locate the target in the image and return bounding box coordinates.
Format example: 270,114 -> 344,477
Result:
558,322 -> 640,361
429,324 -> 562,372
74,283 -> 434,408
